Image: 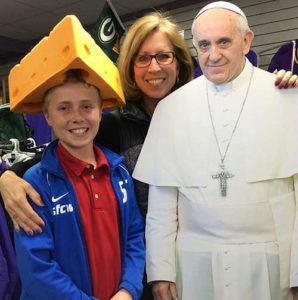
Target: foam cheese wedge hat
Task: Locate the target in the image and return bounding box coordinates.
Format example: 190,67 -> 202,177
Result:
9,15 -> 125,113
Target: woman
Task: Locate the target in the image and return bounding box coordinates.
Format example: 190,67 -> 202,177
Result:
0,10 -> 297,300
98,13 -> 193,299
97,12 -> 193,218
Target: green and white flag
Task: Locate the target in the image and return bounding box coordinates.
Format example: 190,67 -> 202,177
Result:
90,0 -> 125,64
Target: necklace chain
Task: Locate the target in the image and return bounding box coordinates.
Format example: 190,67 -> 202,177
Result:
206,66 -> 254,165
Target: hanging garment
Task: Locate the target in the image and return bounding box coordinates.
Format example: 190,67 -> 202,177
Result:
25,114 -> 52,145
0,202 -> 20,300
0,104 -> 32,141
268,40 -> 298,73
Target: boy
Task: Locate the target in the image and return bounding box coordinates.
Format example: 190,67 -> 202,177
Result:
14,69 -> 145,300
11,15 -> 145,300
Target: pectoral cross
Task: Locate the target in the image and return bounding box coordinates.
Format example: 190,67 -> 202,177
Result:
212,164 -> 234,197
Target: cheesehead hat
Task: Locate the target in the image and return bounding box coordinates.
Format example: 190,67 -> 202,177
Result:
9,15 -> 125,113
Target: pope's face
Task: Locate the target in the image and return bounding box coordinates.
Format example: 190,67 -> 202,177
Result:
192,9 -> 253,85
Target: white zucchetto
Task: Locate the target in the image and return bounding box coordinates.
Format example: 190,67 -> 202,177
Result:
194,1 -> 247,20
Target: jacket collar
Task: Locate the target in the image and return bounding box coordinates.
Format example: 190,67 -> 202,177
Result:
119,101 -> 151,124
40,139 -> 124,176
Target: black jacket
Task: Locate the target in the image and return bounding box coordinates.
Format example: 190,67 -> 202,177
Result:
95,101 -> 151,217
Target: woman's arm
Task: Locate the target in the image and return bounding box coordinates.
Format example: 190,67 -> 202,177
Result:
0,155 -> 45,234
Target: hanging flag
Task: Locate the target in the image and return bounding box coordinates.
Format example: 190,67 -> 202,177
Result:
90,0 -> 125,64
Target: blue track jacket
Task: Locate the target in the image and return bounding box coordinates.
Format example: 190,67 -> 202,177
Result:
14,140 -> 145,300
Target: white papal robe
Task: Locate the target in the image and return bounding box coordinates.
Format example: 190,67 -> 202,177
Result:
133,60 -> 298,300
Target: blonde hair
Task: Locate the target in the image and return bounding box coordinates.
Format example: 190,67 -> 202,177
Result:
118,11 -> 194,99
43,69 -> 101,113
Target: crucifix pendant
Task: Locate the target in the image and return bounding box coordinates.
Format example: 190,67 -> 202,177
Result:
212,163 -> 234,197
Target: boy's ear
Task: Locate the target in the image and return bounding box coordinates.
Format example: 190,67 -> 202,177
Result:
44,113 -> 52,126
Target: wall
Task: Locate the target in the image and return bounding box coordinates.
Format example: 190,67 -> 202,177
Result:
124,0 -> 298,71
156,0 -> 298,70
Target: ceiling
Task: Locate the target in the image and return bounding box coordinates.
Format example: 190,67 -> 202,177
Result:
0,0 -> 201,65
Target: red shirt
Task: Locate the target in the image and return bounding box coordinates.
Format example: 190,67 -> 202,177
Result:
57,142 -> 121,300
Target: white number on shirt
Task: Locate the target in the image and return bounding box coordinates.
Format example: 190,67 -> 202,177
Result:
119,180 -> 128,203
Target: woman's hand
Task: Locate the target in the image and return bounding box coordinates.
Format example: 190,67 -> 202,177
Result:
152,281 -> 179,300
274,69 -> 298,89
0,171 -> 45,235
110,289 -> 133,300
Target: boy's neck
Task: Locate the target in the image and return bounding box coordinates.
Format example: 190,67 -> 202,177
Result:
60,142 -> 97,168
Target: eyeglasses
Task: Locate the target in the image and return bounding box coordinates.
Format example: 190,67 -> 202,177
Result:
134,51 -> 176,68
